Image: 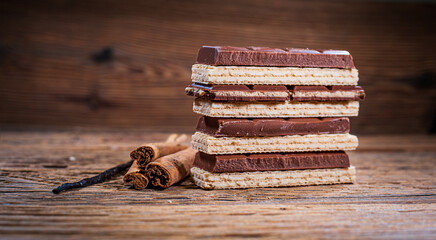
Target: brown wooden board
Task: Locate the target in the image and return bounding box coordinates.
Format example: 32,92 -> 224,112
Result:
0,0 -> 436,134
0,131 -> 435,239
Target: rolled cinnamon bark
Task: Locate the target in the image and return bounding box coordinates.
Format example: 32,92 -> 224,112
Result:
130,134 -> 188,168
123,160 -> 149,190
146,148 -> 197,188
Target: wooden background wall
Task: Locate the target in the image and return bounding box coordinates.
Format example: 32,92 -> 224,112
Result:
0,0 -> 435,134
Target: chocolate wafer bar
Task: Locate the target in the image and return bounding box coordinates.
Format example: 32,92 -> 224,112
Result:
186,46 -> 362,190
196,116 -> 350,137
186,83 -> 365,101
194,151 -> 350,173
196,46 -> 355,68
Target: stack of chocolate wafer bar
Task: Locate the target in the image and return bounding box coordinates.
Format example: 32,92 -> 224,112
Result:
186,46 -> 365,189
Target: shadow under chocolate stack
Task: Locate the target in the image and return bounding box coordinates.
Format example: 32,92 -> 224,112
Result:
186,46 -> 365,189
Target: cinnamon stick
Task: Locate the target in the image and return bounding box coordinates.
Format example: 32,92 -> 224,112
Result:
123,160 -> 149,190
130,134 -> 188,168
146,147 -> 197,188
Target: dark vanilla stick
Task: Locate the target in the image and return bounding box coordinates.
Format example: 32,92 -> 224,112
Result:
52,160 -> 133,194
146,148 -> 197,188
123,160 -> 149,190
131,134 -> 188,168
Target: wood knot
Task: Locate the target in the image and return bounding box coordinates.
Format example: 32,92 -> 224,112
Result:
92,47 -> 113,63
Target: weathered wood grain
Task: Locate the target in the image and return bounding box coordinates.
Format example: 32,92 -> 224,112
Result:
0,131 -> 435,239
1,0 -> 436,134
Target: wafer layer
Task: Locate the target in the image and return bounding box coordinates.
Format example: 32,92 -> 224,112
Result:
192,64 -> 359,85
192,132 -> 358,154
193,99 -> 359,118
191,166 -> 356,189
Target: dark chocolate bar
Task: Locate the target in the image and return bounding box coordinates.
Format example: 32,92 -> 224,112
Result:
185,83 -> 365,102
194,151 -> 350,173
196,116 -> 350,137
196,46 -> 355,69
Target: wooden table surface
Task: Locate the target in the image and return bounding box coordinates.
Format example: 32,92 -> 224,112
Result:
1,131 -> 435,239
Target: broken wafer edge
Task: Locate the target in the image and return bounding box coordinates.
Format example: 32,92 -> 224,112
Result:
191,166 -> 356,190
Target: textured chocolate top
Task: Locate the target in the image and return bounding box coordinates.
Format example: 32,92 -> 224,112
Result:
196,116 -> 350,137
196,46 -> 355,68
186,83 -> 365,101
194,151 -> 350,173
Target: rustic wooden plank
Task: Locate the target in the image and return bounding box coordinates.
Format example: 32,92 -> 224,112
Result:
357,135 -> 436,152
0,204 -> 435,239
0,131 -> 435,239
1,0 -> 435,134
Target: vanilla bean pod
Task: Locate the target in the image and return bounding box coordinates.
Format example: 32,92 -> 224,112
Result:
52,160 -> 133,194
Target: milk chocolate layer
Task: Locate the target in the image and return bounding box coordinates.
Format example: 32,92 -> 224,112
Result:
196,46 -> 355,69
194,151 -> 350,173
196,116 -> 350,137
185,83 -> 365,101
